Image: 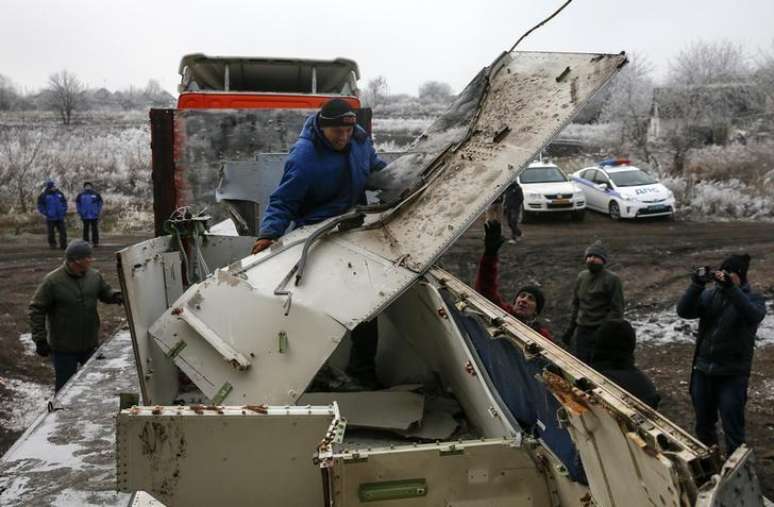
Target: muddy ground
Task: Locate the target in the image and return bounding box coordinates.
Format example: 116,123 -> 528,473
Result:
0,214 -> 772,497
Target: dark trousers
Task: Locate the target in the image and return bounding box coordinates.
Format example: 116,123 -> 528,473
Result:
505,205 -> 522,238
52,348 -> 95,392
82,219 -> 99,245
46,220 -> 67,249
690,370 -> 748,456
571,325 -> 599,364
346,319 -> 379,386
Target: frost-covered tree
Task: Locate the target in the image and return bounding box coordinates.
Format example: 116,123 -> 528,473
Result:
363,76 -> 389,110
753,40 -> 774,109
0,74 -> 20,111
668,40 -> 750,87
600,54 -> 655,161
0,128 -> 45,212
44,70 -> 85,125
662,40 -> 760,173
418,81 -> 454,104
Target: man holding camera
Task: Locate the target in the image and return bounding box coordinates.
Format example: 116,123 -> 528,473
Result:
677,254 -> 766,456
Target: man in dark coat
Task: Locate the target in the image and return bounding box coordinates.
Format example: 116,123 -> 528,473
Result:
29,240 -> 123,391
75,181 -> 103,246
474,220 -> 553,340
503,183 -> 524,240
36,179 -> 68,249
677,254 -> 766,455
591,320 -> 660,409
562,240 -> 625,363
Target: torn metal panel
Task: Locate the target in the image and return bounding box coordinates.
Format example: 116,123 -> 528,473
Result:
429,266 -> 724,505
298,391 -> 424,431
320,438 -> 552,506
397,409 -> 458,441
355,51 -> 628,272
0,331 -> 137,507
116,404 -> 338,507
149,267 -> 348,404
695,445 -> 764,507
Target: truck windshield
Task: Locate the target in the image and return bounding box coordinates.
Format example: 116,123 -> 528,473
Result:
520,167 -> 567,183
609,170 -> 657,187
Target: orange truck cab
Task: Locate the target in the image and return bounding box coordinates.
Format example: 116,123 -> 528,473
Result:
150,54 -> 368,235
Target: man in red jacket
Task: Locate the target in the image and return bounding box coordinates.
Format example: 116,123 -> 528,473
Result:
474,219 -> 553,340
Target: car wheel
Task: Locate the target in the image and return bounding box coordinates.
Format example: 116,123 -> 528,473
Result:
571,210 -> 585,222
608,201 -> 621,220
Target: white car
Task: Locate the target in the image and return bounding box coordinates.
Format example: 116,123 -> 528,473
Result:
571,160 -> 675,220
517,162 -> 586,221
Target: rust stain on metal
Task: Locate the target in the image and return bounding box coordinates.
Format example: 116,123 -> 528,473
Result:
171,307 -> 183,316
437,307 -> 448,319
244,404 -> 269,414
543,370 -> 590,416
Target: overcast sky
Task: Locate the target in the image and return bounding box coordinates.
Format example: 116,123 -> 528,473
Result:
3,0 -> 773,96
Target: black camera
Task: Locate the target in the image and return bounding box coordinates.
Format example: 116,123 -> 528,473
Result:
693,266 -> 732,285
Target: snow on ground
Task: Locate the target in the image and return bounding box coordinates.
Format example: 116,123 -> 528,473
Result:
18,333 -> 35,356
630,300 -> 774,346
0,376 -> 51,433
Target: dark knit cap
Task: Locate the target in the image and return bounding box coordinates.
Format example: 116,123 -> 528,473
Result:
592,319 -> 636,367
65,240 -> 93,261
720,254 -> 751,283
585,240 -> 609,263
516,285 -> 545,314
45,179 -> 55,189
318,99 -> 357,127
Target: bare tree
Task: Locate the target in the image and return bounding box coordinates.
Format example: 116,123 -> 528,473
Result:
600,54 -> 655,161
45,70 -> 85,125
0,127 -> 45,212
363,76 -> 389,110
418,81 -> 454,103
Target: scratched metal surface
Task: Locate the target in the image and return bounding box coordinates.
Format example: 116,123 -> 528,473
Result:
354,51 -> 628,272
0,331 -> 137,507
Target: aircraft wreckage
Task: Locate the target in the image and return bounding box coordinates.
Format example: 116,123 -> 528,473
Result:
0,49 -> 766,506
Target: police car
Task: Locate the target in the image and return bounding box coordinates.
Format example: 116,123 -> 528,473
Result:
571,159 -> 675,220
518,161 -> 586,221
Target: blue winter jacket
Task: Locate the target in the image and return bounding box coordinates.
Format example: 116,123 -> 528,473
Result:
258,114 -> 386,239
37,189 -> 68,221
75,189 -> 103,220
677,282 -> 766,376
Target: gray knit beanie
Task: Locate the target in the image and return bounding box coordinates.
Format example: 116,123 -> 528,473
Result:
65,240 -> 93,261
584,240 -> 609,263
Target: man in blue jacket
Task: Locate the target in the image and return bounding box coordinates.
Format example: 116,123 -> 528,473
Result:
36,179 -> 68,249
250,98 -> 386,254
250,99 -> 387,388
75,181 -> 103,246
677,254 -> 766,456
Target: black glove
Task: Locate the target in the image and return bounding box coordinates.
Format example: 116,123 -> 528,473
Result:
35,340 -> 50,357
483,220 -> 506,256
110,292 -> 124,305
691,266 -> 711,286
